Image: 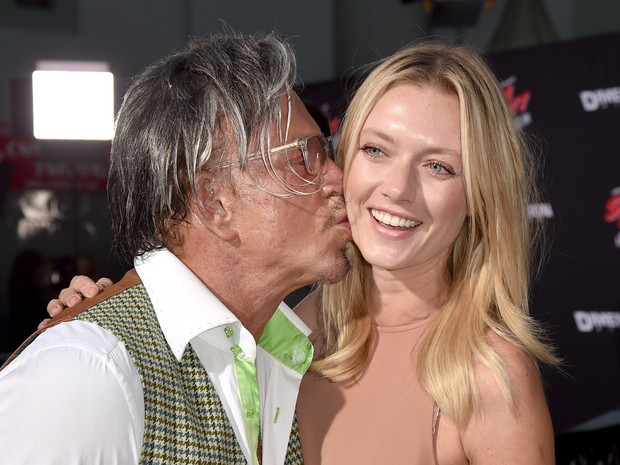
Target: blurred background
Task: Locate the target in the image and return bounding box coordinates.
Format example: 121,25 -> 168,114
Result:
1,1 -> 619,462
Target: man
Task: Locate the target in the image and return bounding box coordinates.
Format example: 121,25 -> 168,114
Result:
0,32 -> 351,464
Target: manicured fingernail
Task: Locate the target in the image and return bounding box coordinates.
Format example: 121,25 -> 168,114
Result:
68,296 -> 80,306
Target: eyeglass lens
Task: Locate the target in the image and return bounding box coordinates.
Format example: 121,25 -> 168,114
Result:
304,135 -> 331,176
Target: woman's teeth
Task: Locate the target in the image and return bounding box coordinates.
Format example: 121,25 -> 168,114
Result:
371,209 -> 420,228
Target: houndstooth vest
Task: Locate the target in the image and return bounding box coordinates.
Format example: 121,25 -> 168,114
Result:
5,270 -> 304,465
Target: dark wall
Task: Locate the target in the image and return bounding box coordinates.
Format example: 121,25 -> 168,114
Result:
488,32 -> 620,435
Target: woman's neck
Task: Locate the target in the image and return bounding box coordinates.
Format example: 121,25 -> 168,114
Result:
364,262 -> 448,327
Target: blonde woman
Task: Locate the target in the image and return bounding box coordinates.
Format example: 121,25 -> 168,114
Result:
45,42 -> 557,464
295,42 -> 557,464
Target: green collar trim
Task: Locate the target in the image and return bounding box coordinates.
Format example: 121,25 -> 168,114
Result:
259,308 -> 313,375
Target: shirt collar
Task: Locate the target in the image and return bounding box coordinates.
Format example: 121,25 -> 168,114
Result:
135,248 -> 238,360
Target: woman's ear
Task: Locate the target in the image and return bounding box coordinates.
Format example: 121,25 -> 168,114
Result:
194,172 -> 238,241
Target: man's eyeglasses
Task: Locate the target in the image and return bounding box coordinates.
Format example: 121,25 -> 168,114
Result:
215,133 -> 333,197
217,133 -> 332,174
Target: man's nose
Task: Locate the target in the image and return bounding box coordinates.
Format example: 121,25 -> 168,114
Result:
320,156 -> 344,196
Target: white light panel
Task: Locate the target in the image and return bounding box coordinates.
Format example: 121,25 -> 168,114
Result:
32,60 -> 114,140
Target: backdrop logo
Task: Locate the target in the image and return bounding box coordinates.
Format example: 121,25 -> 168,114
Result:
604,186 -> 620,248
574,310 -> 620,332
528,202 -> 554,220
501,76 -> 532,129
579,86 -> 620,112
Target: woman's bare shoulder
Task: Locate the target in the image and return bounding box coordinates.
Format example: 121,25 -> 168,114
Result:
460,331 -> 555,464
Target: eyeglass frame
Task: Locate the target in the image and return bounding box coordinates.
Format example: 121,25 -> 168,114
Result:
214,133 -> 333,177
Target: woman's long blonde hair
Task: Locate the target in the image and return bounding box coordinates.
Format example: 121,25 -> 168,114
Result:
312,42 -> 557,427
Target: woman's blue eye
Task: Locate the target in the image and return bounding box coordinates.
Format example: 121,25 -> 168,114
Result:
361,145 -> 383,157
428,162 -> 455,176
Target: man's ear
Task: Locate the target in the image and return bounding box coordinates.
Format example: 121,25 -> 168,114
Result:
194,172 -> 238,241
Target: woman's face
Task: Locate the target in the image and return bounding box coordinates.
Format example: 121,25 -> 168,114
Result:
345,83 -> 467,274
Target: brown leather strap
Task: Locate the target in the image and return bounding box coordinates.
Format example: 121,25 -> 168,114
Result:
1,269 -> 141,371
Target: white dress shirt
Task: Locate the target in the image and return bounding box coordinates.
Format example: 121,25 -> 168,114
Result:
0,248 -> 313,465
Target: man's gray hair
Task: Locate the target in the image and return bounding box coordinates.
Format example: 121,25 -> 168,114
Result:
108,31 -> 298,261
